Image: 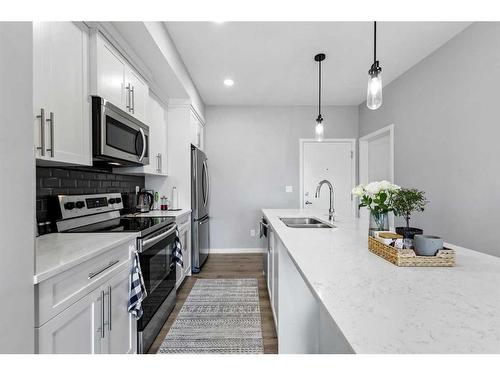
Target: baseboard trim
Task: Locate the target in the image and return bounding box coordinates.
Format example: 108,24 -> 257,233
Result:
209,248 -> 266,254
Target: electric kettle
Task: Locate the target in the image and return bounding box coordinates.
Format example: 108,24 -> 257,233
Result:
136,190 -> 154,213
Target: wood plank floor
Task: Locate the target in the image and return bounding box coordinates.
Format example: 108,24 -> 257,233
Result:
148,253 -> 278,354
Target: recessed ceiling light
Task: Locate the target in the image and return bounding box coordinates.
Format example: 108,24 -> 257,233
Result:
223,79 -> 234,87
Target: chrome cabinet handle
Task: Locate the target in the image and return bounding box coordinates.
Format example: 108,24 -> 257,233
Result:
88,260 -> 119,279
159,153 -> 162,173
156,153 -> 161,173
45,112 -> 54,157
100,290 -> 105,339
130,86 -> 135,114
108,286 -> 112,332
36,108 -> 46,156
125,83 -> 131,111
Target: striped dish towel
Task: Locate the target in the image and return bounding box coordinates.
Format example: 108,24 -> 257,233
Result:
128,251 -> 147,320
170,227 -> 183,268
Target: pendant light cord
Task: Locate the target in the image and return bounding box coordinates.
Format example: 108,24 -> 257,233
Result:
374,21 -> 377,63
318,59 -> 322,117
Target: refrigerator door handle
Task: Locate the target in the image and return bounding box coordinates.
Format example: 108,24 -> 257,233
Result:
202,159 -> 209,207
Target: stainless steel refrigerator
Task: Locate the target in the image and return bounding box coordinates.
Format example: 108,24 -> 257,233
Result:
191,145 -> 210,273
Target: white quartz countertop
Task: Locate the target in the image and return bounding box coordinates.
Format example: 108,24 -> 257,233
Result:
34,232 -> 137,284
127,208 -> 191,219
262,208 -> 500,353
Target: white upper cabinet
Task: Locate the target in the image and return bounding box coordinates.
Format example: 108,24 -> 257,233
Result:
94,35 -> 125,107
190,108 -> 205,151
91,31 -> 149,124
125,66 -> 148,123
119,92 -> 167,176
33,22 -> 92,166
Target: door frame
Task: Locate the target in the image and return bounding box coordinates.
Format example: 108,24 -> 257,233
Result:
359,124 -> 395,186
299,138 -> 357,217
358,124 -> 395,224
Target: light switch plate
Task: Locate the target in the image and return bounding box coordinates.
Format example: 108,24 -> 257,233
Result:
285,185 -> 293,193
250,229 -> 256,237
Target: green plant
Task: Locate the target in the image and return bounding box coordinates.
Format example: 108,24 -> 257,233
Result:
391,188 -> 428,228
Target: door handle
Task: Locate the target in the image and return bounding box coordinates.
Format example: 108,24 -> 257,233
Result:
305,200 -> 313,205
100,290 -> 105,339
36,108 -> 46,156
108,286 -> 112,332
126,83 -> 131,111
45,112 -> 54,157
198,216 -> 209,225
130,86 -> 135,114
138,128 -> 146,162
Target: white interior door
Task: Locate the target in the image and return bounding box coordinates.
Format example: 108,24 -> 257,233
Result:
301,140 -> 356,218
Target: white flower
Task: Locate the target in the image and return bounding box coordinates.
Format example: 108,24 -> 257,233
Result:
378,180 -> 401,192
351,184 -> 365,197
365,181 -> 382,195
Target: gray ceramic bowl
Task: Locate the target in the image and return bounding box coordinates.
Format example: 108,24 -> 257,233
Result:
414,235 -> 444,256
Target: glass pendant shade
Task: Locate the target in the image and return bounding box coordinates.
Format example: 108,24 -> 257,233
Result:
367,71 -> 382,110
315,120 -> 324,142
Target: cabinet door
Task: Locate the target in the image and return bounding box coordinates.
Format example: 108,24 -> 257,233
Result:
48,22 -> 91,165
37,287 -> 104,354
96,34 -> 126,110
176,225 -> 188,288
104,266 -> 137,354
126,66 -> 148,123
33,22 -> 50,159
182,226 -> 191,277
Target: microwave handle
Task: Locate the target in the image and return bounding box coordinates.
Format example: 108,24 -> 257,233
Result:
138,128 -> 146,162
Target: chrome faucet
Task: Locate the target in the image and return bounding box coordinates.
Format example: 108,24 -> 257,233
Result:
315,179 -> 335,222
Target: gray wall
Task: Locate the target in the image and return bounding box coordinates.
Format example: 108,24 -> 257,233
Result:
359,22 -> 500,257
205,106 -> 358,249
0,22 -> 35,352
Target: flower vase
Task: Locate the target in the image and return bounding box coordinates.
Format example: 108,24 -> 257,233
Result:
369,211 -> 389,237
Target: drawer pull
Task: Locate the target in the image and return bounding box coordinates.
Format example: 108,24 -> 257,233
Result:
88,260 -> 120,280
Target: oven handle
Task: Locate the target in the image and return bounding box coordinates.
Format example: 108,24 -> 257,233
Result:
140,225 -> 176,251
138,128 -> 146,162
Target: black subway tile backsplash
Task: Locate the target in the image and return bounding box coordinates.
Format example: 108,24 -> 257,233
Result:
36,166 -> 144,223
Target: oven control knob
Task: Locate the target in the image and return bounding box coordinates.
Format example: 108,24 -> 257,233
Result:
115,197 -> 122,204
75,201 -> 85,209
64,202 -> 75,210
108,198 -> 116,204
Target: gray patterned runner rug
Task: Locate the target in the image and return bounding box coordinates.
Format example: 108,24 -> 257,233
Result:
158,278 -> 264,354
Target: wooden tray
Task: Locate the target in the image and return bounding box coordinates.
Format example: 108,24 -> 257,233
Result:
368,236 -> 455,267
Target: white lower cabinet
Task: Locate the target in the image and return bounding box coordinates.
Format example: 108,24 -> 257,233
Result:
102,267 -> 137,354
176,214 -> 192,288
36,242 -> 137,354
37,287 -> 103,354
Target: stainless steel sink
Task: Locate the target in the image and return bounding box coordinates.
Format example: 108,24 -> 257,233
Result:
279,217 -> 335,229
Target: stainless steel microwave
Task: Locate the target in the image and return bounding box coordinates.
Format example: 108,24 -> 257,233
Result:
92,96 -> 149,166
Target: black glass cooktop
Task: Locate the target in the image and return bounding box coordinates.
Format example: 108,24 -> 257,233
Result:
64,216 -> 174,235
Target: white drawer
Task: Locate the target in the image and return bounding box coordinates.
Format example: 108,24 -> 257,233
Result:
36,241 -> 134,327
175,213 -> 190,226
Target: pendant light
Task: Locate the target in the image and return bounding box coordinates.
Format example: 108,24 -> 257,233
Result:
314,53 -> 326,141
367,21 -> 382,110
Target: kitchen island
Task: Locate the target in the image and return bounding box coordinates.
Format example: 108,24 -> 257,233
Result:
262,209 -> 500,354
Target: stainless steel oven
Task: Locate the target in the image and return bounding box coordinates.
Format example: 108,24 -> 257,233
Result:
92,96 -> 149,166
137,222 -> 177,354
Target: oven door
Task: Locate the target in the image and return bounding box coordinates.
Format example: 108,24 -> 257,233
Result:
92,96 -> 149,165
137,224 -> 177,332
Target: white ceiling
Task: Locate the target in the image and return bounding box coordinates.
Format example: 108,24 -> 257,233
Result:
165,22 -> 471,106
